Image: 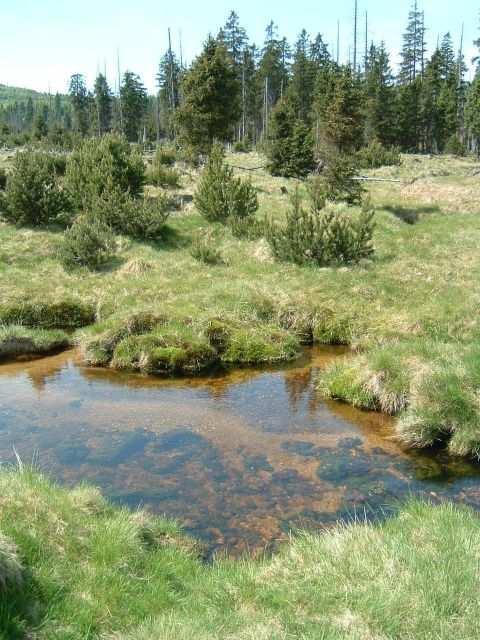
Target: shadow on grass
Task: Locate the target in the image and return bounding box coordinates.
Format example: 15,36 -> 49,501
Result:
143,224 -> 190,253
384,204 -> 441,225
0,575 -> 47,639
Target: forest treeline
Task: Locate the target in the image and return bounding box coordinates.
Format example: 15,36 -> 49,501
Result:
1,3 -> 480,157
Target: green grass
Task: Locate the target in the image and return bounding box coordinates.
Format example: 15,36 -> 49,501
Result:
2,469 -> 480,639
2,152 -> 480,452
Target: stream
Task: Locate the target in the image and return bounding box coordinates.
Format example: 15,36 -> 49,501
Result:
1,346 -> 480,555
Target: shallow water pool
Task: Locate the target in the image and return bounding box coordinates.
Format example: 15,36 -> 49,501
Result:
1,347 -> 480,555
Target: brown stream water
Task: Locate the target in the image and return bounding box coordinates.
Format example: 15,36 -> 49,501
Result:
1,347 -> 480,555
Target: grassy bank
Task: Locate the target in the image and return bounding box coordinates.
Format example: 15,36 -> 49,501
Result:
2,152 -> 480,453
0,325 -> 70,361
1,469 -> 480,639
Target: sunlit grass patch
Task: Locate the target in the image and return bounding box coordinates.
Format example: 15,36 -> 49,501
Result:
2,470 -> 480,639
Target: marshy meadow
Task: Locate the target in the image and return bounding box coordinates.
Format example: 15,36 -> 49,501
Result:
3,1 -> 480,637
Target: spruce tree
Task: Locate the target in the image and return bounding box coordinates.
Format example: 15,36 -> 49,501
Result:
257,21 -> 289,129
156,50 -> 182,138
69,73 -> 89,136
466,76 -> 480,154
364,43 -> 397,146
267,98 -> 314,177
324,66 -> 364,152
221,11 -> 248,68
177,37 -> 240,152
399,1 -> 427,84
120,71 -> 148,142
287,30 -> 317,123
398,79 -> 422,151
421,50 -> 444,152
94,74 -> 112,135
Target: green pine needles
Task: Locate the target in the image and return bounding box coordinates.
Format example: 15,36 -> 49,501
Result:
266,188 -> 375,267
194,144 -> 258,223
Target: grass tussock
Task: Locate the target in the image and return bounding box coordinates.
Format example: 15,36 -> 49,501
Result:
0,325 -> 70,361
3,470 -> 480,639
318,339 -> 480,457
81,313 -> 301,373
0,300 -> 95,329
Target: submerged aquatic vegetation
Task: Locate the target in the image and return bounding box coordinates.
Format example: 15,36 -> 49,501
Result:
2,470 -> 480,639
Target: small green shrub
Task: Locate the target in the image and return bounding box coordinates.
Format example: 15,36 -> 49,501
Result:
118,196 -> 170,240
194,144 -> 258,223
65,134 -> 145,210
190,230 -> 224,265
233,139 -> 251,153
1,151 -> 70,226
444,135 -> 467,157
266,189 -> 375,266
0,168 -> 7,191
50,153 -> 68,176
60,215 -> 116,271
315,153 -> 365,205
228,215 -> 266,240
147,164 -> 181,188
86,188 -> 170,240
177,145 -> 201,167
356,140 -> 402,169
153,145 -> 177,166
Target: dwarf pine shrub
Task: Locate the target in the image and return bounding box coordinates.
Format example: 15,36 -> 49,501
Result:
153,144 -> 177,166
1,151 -> 70,226
194,144 -> 258,223
356,140 -> 402,169
266,188 -> 375,266
190,230 -> 224,264
444,135 -> 467,157
65,134 -> 145,210
314,153 -> 365,205
60,215 -> 115,271
147,164 -> 181,188
0,168 -> 6,191
85,188 -> 170,240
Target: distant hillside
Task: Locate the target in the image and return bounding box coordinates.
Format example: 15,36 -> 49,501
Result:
0,84 -> 59,104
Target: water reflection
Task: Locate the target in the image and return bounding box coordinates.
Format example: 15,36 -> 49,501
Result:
1,348 -> 480,555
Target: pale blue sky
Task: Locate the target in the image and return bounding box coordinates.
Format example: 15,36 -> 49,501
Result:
1,0 -> 478,94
